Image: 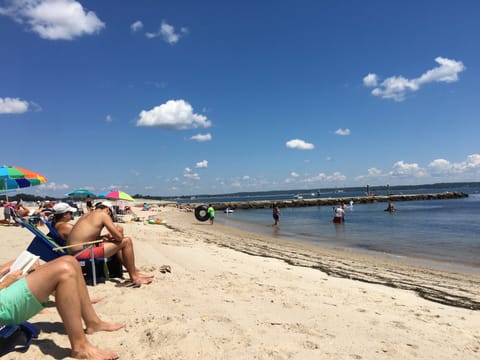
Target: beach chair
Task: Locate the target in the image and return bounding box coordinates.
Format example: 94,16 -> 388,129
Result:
12,213 -> 106,285
39,216 -> 123,280
38,215 -> 64,244
0,322 -> 39,357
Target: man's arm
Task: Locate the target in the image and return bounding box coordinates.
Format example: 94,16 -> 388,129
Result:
57,223 -> 74,241
102,215 -> 124,242
0,269 -> 23,290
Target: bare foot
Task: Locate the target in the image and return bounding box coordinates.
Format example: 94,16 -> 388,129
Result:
132,275 -> 154,285
138,272 -> 155,279
71,343 -> 119,360
85,321 -> 124,334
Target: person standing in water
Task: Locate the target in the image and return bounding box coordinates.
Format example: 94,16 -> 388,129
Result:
207,204 -> 215,225
385,201 -> 396,212
272,203 -> 280,226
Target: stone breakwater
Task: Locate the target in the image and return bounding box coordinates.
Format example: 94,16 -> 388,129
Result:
189,192 -> 468,211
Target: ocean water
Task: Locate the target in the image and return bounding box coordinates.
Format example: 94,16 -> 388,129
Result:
217,192 -> 480,273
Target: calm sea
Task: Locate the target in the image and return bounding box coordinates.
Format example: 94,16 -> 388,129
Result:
213,186 -> 480,273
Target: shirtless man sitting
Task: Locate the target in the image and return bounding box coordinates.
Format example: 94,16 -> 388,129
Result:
66,201 -> 154,286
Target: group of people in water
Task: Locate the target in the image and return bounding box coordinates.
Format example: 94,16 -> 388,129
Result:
272,199 -> 396,226
1,200 -> 156,359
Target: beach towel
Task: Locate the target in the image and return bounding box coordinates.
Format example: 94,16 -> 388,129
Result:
0,322 -> 39,357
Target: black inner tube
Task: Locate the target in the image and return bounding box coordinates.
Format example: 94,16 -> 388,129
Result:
194,205 -> 210,222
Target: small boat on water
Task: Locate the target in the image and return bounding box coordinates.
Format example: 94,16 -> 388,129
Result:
293,194 -> 303,199
224,208 -> 234,213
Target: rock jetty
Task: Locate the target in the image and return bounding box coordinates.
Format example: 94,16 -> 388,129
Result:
188,192 -> 468,211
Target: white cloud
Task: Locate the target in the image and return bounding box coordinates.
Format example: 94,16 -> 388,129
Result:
303,171 -> 346,184
136,99 -> 212,130
427,158 -> 453,174
428,154 -> 480,175
335,128 -> 350,136
231,180 -> 241,188
367,167 -> 382,176
0,0 -> 105,40
0,97 -> 29,114
195,160 -> 208,169
40,182 -> 69,190
354,155 -> 480,185
464,154 -> 480,169
145,20 -> 188,44
105,114 -> 112,122
354,167 -> 384,183
417,57 -> 465,84
242,175 -> 250,180
389,160 -> 428,178
189,133 -> 212,142
130,20 -> 143,32
286,139 -> 315,150
291,172 -> 299,177
184,167 -> 200,180
364,57 -> 465,101
362,73 -> 378,87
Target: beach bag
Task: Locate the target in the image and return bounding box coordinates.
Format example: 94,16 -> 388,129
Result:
0,322 -> 39,357
81,257 -> 124,284
106,255 -> 124,279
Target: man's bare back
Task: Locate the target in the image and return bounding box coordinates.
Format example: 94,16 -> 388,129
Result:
68,210 -> 122,253
67,203 -> 154,285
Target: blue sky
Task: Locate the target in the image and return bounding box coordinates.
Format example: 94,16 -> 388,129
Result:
1,0 -> 479,198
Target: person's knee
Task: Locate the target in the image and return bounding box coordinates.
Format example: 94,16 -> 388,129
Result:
123,236 -> 133,247
56,256 -> 80,276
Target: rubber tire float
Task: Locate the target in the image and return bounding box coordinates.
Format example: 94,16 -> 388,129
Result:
194,205 -> 210,222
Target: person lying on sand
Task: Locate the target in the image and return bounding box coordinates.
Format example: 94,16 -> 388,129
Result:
66,201 -> 154,286
0,256 -> 123,359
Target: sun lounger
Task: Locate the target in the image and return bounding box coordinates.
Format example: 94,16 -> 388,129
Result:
13,212 -> 106,285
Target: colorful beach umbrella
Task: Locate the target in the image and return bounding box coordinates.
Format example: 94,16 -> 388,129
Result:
98,190 -> 135,202
0,165 -> 47,201
66,189 -> 96,197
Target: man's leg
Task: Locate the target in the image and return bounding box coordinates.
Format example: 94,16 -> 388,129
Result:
26,256 -> 121,359
104,239 -> 153,285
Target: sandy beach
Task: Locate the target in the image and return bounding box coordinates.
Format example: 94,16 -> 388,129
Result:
1,205 -> 479,359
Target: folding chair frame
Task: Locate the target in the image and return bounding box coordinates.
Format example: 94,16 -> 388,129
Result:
13,212 -> 104,285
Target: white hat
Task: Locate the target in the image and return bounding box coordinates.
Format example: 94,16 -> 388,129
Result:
96,200 -> 113,211
95,200 -> 115,219
53,202 -> 77,214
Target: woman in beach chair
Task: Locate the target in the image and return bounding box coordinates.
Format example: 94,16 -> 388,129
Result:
0,256 -> 123,359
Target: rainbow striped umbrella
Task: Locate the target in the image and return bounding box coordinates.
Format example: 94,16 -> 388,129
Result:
98,190 -> 135,202
0,165 -> 47,201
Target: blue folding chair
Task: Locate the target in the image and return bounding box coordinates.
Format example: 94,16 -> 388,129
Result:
0,322 -> 39,357
13,213 -> 105,285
